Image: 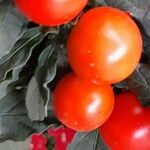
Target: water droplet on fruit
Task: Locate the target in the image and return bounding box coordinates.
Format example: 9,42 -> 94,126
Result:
87,50 -> 91,53
74,122 -> 78,126
90,63 -> 95,67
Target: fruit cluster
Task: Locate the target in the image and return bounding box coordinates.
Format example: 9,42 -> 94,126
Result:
54,6 -> 142,131
14,0 -> 88,26
15,0 -> 150,149
30,127 -> 76,150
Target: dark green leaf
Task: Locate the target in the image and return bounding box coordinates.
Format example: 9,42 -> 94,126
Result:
0,0 -> 27,59
68,130 -> 108,150
126,64 -> 150,105
0,0 -> 4,3
47,136 -> 55,150
7,37 -> 48,92
104,0 -> 150,36
0,68 -> 22,99
26,76 -> 47,121
0,27 -> 43,82
96,135 -> 109,150
114,81 -> 127,89
56,44 -> 68,68
94,0 -> 107,5
0,89 -> 47,142
144,42 -> 150,63
26,35 -> 62,121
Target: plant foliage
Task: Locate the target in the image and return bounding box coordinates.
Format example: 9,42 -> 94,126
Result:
0,0 -> 150,149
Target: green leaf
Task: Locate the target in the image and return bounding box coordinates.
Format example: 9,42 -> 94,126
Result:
126,64 -> 150,105
0,139 -> 29,150
0,68 -> 22,99
0,89 -> 47,142
68,130 -> 108,150
0,27 -> 43,82
26,76 -> 46,121
94,0 -> 107,5
0,0 -> 4,3
6,38 -> 47,92
26,35 -> 61,121
104,0 -> 150,36
47,136 -> 55,150
114,81 -> 127,89
0,0 -> 27,59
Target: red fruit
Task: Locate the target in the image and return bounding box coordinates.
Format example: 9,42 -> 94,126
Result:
67,6 -> 142,84
53,73 -> 114,131
14,0 -> 88,26
48,126 -> 76,150
99,92 -> 150,150
30,133 -> 47,150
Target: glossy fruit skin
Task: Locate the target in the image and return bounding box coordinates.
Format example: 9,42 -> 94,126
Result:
48,127 -> 76,150
15,0 -> 88,26
67,6 -> 142,84
53,73 -> 114,131
99,92 -> 150,150
30,134 -> 47,150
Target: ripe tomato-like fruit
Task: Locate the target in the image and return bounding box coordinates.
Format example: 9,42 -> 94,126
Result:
99,92 -> 150,150
67,7 -> 142,84
14,0 -> 88,26
53,73 -> 114,131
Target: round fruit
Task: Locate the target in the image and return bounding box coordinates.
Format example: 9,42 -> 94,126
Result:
99,92 -> 150,150
67,6 -> 142,84
14,0 -> 88,26
53,73 -> 114,131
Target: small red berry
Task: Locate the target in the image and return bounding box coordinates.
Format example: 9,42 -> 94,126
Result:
30,133 -> 47,150
48,126 -> 76,150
